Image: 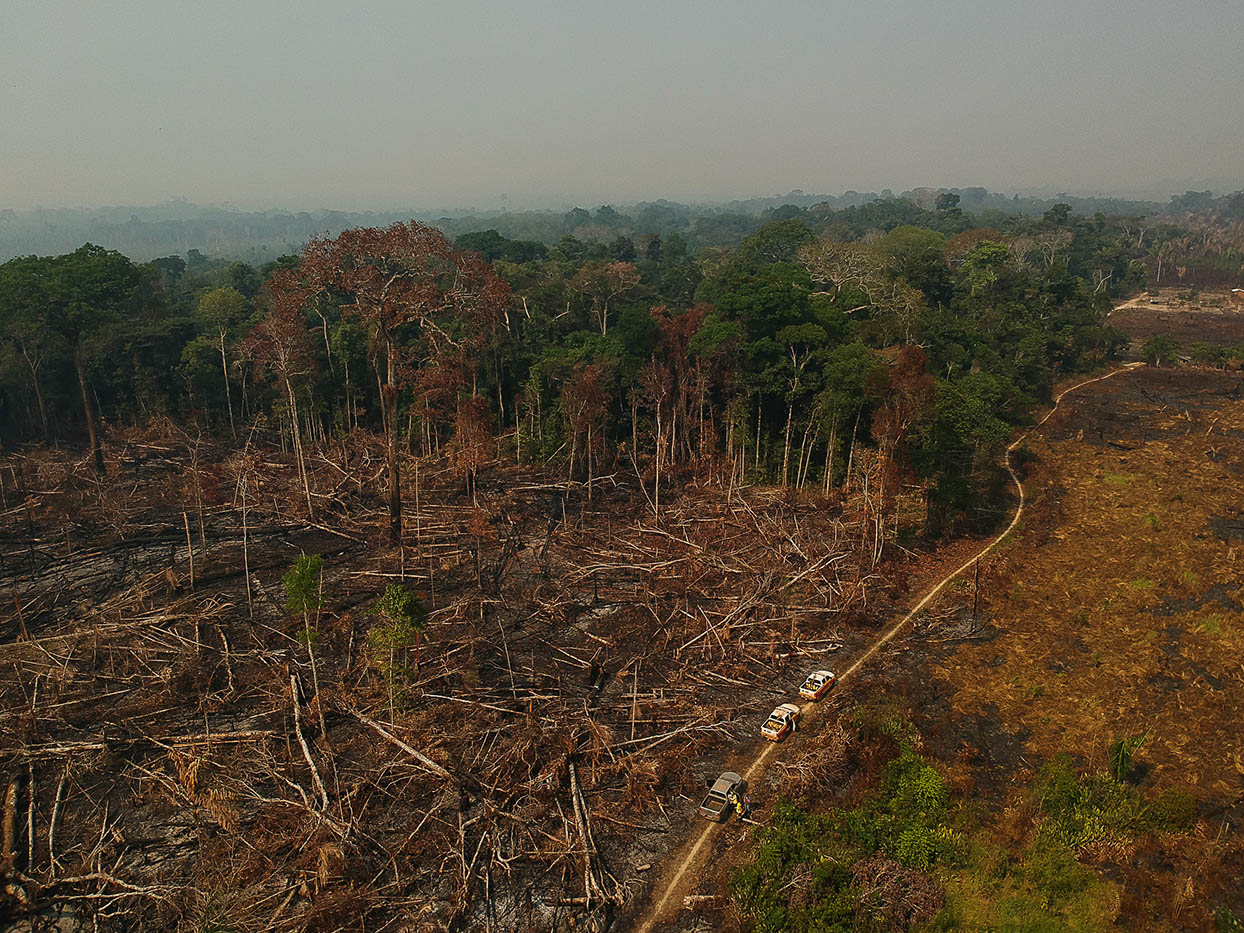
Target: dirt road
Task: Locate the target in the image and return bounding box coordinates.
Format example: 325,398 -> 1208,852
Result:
631,362 -> 1145,933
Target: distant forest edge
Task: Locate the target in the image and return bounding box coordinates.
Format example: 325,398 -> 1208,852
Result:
4,184 -> 1244,542
1,187 -> 1238,264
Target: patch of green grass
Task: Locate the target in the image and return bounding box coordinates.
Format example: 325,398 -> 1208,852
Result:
1144,511 -> 1161,531
731,712 -> 958,932
1103,472 -> 1139,486
1033,752 -> 1188,850
1196,613 -> 1225,635
733,723 -> 1197,933
1215,906 -> 1244,932
938,839 -> 1121,932
1127,578 -> 1155,591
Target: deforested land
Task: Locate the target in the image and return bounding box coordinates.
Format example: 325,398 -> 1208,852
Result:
2,190 -> 1244,931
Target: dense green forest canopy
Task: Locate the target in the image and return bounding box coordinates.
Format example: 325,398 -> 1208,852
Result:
2,190 -> 1242,533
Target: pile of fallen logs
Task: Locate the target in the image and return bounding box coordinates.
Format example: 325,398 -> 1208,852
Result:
0,432 -> 903,930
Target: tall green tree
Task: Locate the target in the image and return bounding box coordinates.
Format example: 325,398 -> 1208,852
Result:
53,245 -> 142,472
0,246 -> 140,472
0,256 -> 57,440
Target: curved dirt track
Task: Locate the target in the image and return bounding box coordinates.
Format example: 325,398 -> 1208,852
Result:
632,362 -> 1145,933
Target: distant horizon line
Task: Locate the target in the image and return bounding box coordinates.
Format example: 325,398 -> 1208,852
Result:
5,180 -> 1244,217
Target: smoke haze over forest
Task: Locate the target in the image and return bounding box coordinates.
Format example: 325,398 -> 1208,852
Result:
8,4 -> 1244,929
3,0 -> 1243,215
0,187 -> 1202,264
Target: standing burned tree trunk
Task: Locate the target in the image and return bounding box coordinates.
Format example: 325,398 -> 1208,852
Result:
15,338 -> 50,442
561,363 -> 611,502
246,297 -> 316,517
383,335 -> 402,543
72,333 -> 105,475
271,223 -> 510,546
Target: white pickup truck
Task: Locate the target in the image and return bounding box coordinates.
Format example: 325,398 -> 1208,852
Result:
760,703 -> 801,742
799,669 -> 837,701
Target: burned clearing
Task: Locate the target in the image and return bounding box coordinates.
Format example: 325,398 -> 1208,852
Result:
946,366 -> 1244,798
636,363 -> 1244,933
0,425 -> 929,931
920,365 -> 1244,927
1108,290 -> 1244,347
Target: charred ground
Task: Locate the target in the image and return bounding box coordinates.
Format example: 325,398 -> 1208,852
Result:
677,363 -> 1244,932
0,425 -> 934,932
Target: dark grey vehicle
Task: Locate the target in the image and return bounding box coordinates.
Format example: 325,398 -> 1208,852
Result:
698,771 -> 746,821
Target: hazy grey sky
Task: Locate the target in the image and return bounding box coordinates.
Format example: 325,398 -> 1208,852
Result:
3,0 -> 1242,210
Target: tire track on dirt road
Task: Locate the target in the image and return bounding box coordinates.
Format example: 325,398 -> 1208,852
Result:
632,362 -> 1145,933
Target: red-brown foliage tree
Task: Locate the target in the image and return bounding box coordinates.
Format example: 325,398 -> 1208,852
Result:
448,394 -> 494,503
871,344 -> 936,506
649,303 -> 712,464
270,222 -> 510,544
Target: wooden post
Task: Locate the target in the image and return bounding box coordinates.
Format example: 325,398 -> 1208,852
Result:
630,661 -> 640,741
183,511 -> 195,591
242,480 -> 253,620
2,779 -> 17,870
972,559 -> 980,631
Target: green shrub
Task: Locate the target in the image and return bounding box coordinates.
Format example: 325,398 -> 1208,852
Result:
1035,754 -> 1145,850
1108,733 -> 1147,783
1142,334 -> 1180,366
853,702 -> 919,746
283,553 -> 324,617
367,583 -> 428,682
886,747 -> 949,816
894,825 -> 937,870
1216,907 -> 1244,932
1147,788 -> 1196,832
1188,342 -> 1226,366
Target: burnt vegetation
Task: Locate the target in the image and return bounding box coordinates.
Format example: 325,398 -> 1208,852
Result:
0,193 -> 1242,930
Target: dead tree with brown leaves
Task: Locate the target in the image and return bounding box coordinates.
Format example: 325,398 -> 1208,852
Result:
245,296 -> 317,518
270,222 -> 510,545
